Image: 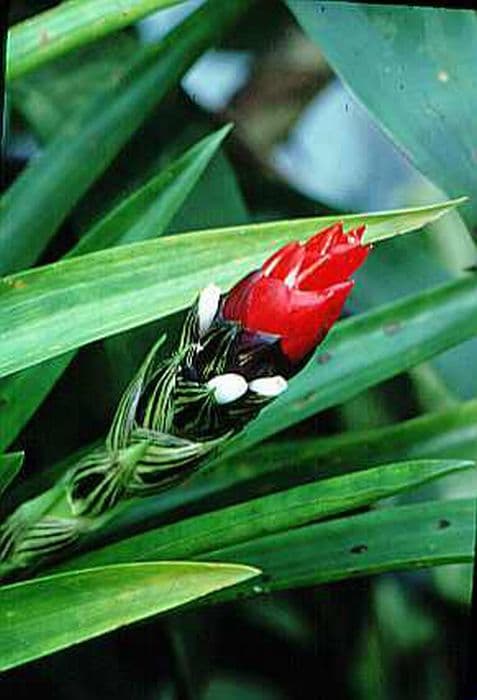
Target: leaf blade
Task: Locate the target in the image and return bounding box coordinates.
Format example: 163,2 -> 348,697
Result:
203,499 -> 475,595
287,1 -> 477,228
0,561 -> 259,671
0,198 -> 464,379
56,459 -> 473,571
7,0 -> 185,80
0,126 -> 231,452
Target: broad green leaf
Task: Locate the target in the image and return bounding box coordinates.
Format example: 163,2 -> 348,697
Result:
56,459 -> 472,572
287,2 -> 477,228
0,127 -> 232,452
202,498 -> 475,600
7,0 -> 185,80
0,0 -> 250,274
0,452 -> 24,498
0,561 -> 259,671
0,198 -> 464,379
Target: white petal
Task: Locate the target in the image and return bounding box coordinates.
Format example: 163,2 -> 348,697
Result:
207,373 -> 248,405
249,375 -> 288,397
198,284 -> 221,335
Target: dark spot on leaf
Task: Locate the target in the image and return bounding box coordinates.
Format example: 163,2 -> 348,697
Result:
383,322 -> 402,335
317,352 -> 332,365
0,396 -> 8,408
350,544 -> 368,554
438,518 -> 451,530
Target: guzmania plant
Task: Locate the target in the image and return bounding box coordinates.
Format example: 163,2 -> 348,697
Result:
0,223 -> 370,579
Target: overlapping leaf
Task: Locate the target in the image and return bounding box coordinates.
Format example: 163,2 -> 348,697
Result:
0,127 -> 231,452
0,198 -> 465,379
0,0 -> 249,274
202,498 -> 475,599
56,459 -> 472,571
0,452 -> 24,498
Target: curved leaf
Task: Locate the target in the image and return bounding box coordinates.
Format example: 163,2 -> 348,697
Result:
0,198 -> 464,379
203,498 -> 475,600
0,126 -> 231,452
0,561 -> 259,671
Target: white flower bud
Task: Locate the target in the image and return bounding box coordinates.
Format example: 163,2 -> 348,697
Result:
207,373 -> 248,405
198,283 -> 221,336
249,375 -> 288,397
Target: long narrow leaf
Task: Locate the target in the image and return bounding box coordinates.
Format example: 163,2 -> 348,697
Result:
7,0 -> 186,80
0,198 -> 465,379
74,124 -> 233,254
56,459 -> 472,572
99,401 -> 477,538
0,561 -> 259,671
201,499 -> 475,599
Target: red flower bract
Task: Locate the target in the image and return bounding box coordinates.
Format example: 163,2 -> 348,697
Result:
223,223 -> 371,363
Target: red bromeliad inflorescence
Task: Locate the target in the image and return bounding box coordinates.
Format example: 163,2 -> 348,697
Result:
223,222 -> 371,364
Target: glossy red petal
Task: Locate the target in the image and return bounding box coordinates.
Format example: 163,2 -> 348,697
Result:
261,241 -> 301,278
239,276 -> 293,336
297,244 -> 370,291
303,222 -> 343,256
280,281 -> 353,361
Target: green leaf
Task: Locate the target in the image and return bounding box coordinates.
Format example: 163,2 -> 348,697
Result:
0,198 -> 464,379
306,398 -> 477,478
287,2 -> 477,228
7,0 -> 185,81
0,561 -> 259,671
0,0 -> 250,275
202,498 -> 475,600
0,127 -> 232,453
74,124 -> 233,254
56,459 -> 472,571
12,32 -> 140,143
0,452 -> 24,498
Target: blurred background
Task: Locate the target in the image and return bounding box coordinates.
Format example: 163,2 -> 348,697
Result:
2,1 -> 476,698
